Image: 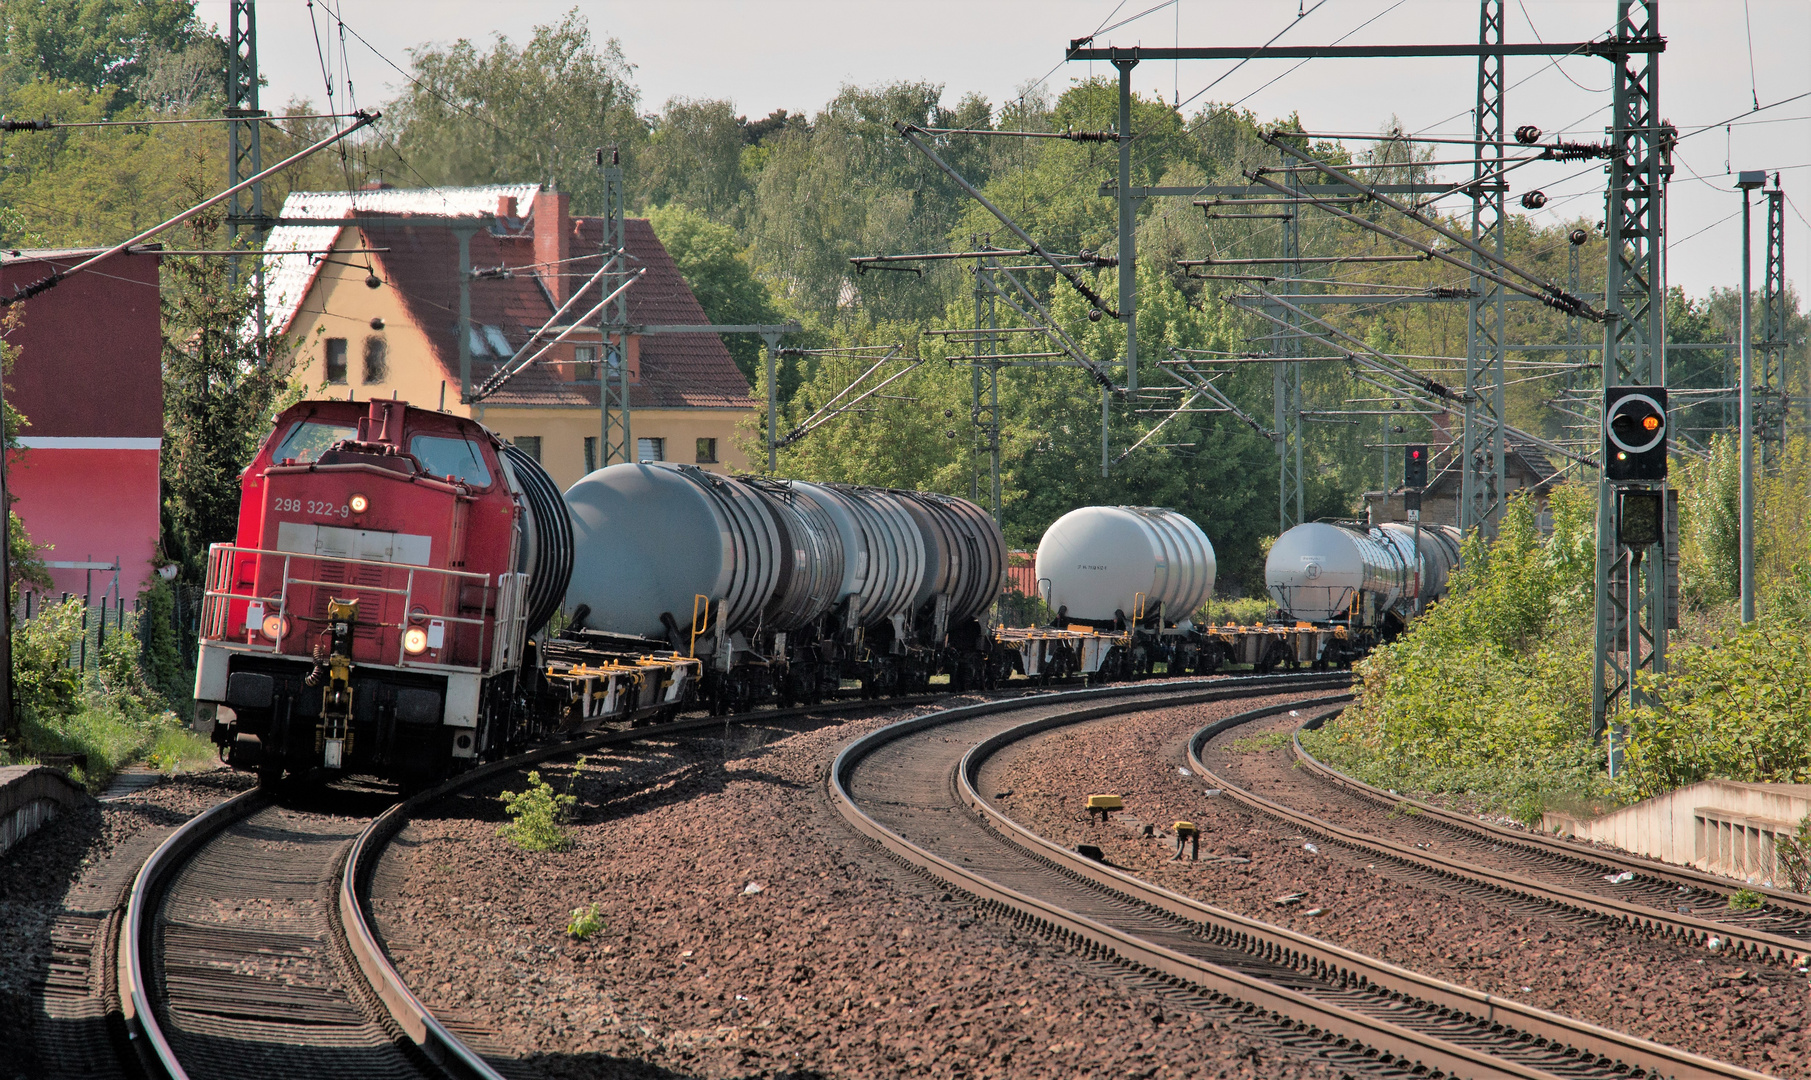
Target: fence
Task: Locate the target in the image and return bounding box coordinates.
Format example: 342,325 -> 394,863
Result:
16,581 -> 205,673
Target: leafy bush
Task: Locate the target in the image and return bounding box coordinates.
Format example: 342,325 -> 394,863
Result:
2,596 -> 203,790
1728,888 -> 1765,911
497,770 -> 578,852
1615,619 -> 1811,799
1775,814 -> 1811,893
567,902 -> 605,939
1304,487 -> 1607,818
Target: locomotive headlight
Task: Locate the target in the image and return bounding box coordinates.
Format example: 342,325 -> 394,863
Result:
349,493 -> 370,514
260,613 -> 288,640
403,626 -> 430,654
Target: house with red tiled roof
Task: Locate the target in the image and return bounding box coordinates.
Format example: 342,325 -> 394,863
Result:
264,183 -> 756,489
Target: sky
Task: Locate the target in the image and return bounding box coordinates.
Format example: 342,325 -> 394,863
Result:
199,0 -> 1811,303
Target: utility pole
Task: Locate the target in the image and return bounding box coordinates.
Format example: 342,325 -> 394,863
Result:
599,148 -> 632,466
225,0 -> 269,348
973,255 -> 1002,523
1758,179 -> 1789,462
1738,170 -> 1766,624
1592,0 -> 1672,763
1461,0 -> 1508,534
1271,150 -> 1305,533
1114,58 -> 1138,395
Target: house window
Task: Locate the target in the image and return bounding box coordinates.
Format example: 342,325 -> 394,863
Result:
362,335 -> 388,383
574,345 -> 597,382
512,435 -> 542,463
695,438 -> 718,464
325,337 -> 348,384
584,436 -> 597,473
636,437 -> 664,463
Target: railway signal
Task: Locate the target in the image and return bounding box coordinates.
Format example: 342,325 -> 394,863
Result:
1403,444 -> 1428,489
1603,387 -> 1668,482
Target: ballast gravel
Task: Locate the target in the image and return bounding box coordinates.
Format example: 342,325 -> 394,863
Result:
976,701 -> 1811,1078
0,767 -> 253,1078
371,694 -> 1357,1079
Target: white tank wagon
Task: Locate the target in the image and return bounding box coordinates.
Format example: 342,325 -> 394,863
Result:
1264,521 -> 1462,628
1034,506 -> 1216,625
562,463 -> 1006,709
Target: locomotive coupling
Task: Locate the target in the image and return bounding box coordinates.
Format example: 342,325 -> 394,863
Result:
318,598 -> 360,769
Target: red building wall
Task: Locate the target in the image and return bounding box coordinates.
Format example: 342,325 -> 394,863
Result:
1,250 -> 163,602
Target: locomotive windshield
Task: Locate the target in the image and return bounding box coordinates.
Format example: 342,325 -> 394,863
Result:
270,420 -> 356,463
409,434 -> 492,485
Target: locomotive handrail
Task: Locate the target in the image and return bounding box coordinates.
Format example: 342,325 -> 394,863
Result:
201,543 -> 519,676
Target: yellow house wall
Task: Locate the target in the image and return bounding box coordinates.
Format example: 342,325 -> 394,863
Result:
283,229 -> 466,411
284,230 -> 753,489
474,405 -> 751,491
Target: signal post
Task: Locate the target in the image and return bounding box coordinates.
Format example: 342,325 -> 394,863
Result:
1594,380 -> 1672,773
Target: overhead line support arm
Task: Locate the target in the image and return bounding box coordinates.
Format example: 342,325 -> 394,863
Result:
893,122 -> 1123,352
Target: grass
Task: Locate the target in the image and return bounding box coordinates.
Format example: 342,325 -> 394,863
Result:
1228,731 -> 1293,753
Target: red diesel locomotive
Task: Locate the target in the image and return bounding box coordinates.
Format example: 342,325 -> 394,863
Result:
191,398 -> 597,785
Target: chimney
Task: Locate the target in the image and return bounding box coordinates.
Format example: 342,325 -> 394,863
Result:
496,194 -> 519,222
533,187 -> 571,305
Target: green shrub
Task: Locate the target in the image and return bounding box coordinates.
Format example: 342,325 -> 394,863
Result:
1774,814 -> 1811,893
567,902 -> 605,939
1615,619 -> 1811,800
497,770 -> 577,852
1729,888 -> 1765,911
1309,487 -> 1607,816
1,597 -> 202,790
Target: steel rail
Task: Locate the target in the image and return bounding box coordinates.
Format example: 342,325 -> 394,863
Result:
1188,708 -> 1811,968
119,688 -> 965,1079
959,699 -> 1776,1080
120,789 -> 269,1080
1288,714 -> 1811,948
831,676 -> 1742,1079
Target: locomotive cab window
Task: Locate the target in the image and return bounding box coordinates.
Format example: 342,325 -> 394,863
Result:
409,434 -> 493,486
271,421 -> 356,464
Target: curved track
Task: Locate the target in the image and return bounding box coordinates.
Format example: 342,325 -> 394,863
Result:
1188,706 -> 1811,966
117,690 -> 965,1080
833,677 -> 1777,1080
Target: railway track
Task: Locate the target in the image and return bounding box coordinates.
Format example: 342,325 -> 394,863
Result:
112,689 -> 977,1080
1187,705 -> 1811,967
833,675 -> 1777,1080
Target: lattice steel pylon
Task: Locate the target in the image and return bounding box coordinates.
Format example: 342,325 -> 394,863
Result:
599,151 -> 632,466
1592,0 -> 1673,754
972,256 -> 1003,523
1461,0 -> 1508,533
1758,183 -> 1789,463
225,0 -> 267,341
1272,150 -> 1305,533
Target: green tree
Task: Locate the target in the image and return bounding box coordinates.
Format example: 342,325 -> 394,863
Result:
639,98 -> 750,223
160,186 -> 288,580
645,203 -> 782,384
382,10 -> 644,216
0,0 -> 212,102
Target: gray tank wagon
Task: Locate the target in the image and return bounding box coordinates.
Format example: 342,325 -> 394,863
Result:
563,463 -> 1006,710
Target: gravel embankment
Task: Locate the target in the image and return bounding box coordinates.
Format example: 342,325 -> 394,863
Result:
371,695 -> 1358,1079
976,701 -> 1811,1078
0,767 -> 252,1079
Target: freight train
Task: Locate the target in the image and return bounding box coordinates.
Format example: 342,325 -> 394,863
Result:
193,398 -> 1006,786
1001,510 -> 1463,678
193,399 -> 1460,786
